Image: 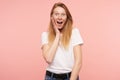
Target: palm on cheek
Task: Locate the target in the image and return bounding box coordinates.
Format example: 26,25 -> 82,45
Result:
51,17 -> 60,35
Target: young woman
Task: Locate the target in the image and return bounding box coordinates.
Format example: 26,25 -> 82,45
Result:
41,2 -> 83,80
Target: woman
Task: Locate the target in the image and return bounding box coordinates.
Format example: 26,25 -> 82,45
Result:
41,2 -> 83,80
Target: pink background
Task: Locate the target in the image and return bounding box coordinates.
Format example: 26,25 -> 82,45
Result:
0,0 -> 120,80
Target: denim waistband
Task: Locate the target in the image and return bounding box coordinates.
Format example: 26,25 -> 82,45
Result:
46,70 -> 71,79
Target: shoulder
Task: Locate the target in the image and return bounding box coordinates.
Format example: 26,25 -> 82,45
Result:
41,31 -> 48,36
41,31 -> 49,39
72,27 -> 80,34
71,27 -> 84,45
72,27 -> 79,32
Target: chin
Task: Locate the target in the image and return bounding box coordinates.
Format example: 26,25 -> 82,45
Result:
58,25 -> 64,28
58,27 -> 64,31
58,27 -> 63,30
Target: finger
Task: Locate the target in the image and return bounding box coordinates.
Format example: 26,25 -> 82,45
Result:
51,17 -> 58,30
51,17 -> 60,33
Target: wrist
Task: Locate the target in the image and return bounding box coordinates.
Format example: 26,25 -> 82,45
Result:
55,34 -> 60,41
56,33 -> 60,37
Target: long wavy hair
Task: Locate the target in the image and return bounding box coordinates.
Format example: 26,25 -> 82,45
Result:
48,2 -> 73,49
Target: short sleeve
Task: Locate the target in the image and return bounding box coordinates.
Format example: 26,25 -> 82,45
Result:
41,32 -> 48,46
72,28 -> 84,46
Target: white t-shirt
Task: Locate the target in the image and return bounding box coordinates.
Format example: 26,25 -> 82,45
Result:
41,28 -> 83,73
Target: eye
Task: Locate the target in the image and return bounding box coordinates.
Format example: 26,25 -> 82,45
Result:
54,13 -> 59,16
61,13 -> 66,16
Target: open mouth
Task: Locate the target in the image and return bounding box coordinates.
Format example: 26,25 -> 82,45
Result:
57,21 -> 63,24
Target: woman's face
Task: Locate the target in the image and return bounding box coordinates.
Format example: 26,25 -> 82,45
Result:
52,6 -> 67,30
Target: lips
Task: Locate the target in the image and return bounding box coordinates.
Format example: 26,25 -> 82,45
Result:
57,21 -> 63,24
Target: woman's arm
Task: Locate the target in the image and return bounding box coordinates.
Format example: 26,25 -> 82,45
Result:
70,45 -> 82,80
41,16 -> 61,64
41,34 -> 60,64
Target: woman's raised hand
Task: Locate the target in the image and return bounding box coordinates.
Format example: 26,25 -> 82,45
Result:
51,17 -> 60,36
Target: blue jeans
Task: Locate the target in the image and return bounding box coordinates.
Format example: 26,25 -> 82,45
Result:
44,71 -> 79,80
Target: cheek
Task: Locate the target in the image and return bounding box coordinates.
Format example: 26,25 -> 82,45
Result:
63,17 -> 67,21
62,16 -> 67,20
52,15 -> 57,19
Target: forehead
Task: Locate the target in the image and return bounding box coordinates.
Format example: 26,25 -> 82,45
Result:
53,6 -> 66,13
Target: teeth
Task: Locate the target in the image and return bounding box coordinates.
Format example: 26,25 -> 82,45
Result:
57,21 -> 63,24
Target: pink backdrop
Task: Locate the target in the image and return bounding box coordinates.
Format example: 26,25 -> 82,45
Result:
0,0 -> 120,80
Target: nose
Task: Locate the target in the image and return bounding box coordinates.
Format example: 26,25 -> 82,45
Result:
58,15 -> 62,20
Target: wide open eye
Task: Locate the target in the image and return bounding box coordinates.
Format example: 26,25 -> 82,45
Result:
61,13 -> 66,17
54,13 -> 59,16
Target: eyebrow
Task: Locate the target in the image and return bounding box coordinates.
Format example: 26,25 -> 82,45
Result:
53,11 -> 66,14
